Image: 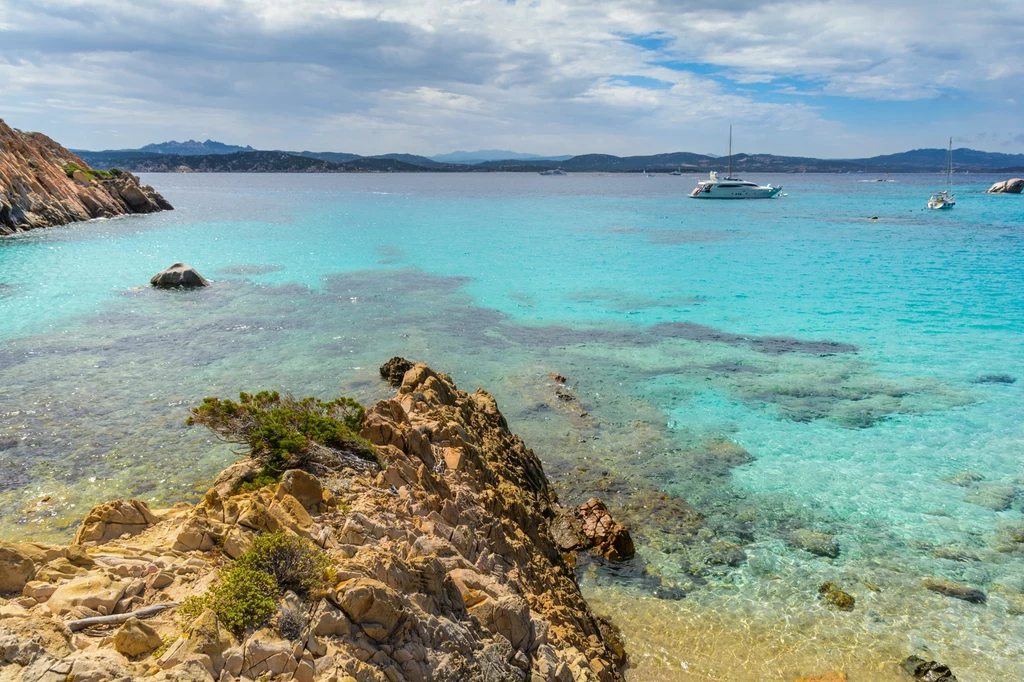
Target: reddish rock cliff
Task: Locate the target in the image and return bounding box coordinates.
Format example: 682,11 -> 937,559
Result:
0,119 -> 171,234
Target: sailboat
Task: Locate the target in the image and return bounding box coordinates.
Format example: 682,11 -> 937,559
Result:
690,126 -> 782,199
928,138 -> 955,210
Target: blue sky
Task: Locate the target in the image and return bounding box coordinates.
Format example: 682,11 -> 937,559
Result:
0,0 -> 1021,156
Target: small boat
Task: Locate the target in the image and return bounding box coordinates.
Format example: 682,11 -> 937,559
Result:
669,166 -> 683,176
928,138 -> 955,210
690,127 -> 782,199
539,168 -> 567,176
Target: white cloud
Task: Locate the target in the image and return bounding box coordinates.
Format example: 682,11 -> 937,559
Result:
0,0 -> 1021,155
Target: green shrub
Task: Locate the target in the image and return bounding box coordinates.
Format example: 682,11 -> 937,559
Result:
187,391 -> 374,477
62,162 -> 112,181
179,564 -> 278,634
236,531 -> 334,597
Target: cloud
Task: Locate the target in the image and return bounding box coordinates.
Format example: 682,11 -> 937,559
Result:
0,0 -> 1021,155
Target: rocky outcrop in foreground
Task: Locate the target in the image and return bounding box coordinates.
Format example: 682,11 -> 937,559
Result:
0,363 -> 629,682
0,119 -> 172,234
984,178 -> 1023,194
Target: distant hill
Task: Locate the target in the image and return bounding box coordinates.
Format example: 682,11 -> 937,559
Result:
74,142 -> 1024,174
430,150 -> 573,163
139,139 -> 255,155
854,148 -> 1024,172
84,151 -> 431,173
295,151 -> 362,164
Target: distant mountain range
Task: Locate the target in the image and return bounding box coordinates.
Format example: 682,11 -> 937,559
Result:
72,141 -> 1024,174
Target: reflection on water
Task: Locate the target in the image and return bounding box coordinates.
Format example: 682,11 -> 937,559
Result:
1,173 -> 1023,681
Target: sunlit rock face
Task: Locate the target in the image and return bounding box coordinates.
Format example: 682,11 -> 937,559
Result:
0,118 -> 171,234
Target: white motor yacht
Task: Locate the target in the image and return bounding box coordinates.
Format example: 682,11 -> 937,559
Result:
689,127 -> 782,199
539,168 -> 567,176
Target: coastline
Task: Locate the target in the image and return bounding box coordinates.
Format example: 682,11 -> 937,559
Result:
0,362 -> 630,682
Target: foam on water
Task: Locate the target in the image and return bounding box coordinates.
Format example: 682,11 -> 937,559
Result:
1,172 -> 1022,680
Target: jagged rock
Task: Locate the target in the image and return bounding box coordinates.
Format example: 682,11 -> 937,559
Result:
984,178 -> 1024,194
922,577 -> 986,603
112,617 -> 164,657
73,498 -> 160,545
333,578 -> 404,642
0,362 -> 628,682
818,582 -> 855,611
901,655 -> 958,681
150,263 -> 210,288
379,356 -> 415,386
577,498 -> 635,561
790,529 -> 840,558
0,542 -> 36,593
0,118 -> 172,234
158,610 -> 235,675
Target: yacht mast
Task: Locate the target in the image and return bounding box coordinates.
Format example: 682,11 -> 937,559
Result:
728,125 -> 733,178
948,137 -> 953,194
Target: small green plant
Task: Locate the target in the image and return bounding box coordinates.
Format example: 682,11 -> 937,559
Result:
187,391 -> 375,479
179,564 -> 278,634
62,162 -> 112,181
232,468 -> 283,494
236,531 -> 334,597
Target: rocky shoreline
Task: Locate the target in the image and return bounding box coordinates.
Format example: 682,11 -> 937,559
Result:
0,119 -> 172,234
0,362 -> 630,682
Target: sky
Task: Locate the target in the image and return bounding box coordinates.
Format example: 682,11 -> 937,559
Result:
0,0 -> 1022,157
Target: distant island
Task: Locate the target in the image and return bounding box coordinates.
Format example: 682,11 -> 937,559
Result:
72,141 -> 1024,174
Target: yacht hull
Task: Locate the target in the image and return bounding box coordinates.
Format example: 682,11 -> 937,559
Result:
690,186 -> 782,199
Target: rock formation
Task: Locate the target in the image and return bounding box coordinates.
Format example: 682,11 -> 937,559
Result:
0,362 -> 630,682
151,263 -> 210,288
984,178 -> 1023,194
0,118 -> 172,234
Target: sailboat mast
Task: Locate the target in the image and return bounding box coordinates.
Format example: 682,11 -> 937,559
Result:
728,125 -> 733,178
948,137 -> 952,193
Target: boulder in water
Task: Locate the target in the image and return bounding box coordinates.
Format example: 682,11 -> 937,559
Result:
901,655 -> 958,681
984,178 -> 1023,194
379,356 -> 414,386
150,262 -> 209,288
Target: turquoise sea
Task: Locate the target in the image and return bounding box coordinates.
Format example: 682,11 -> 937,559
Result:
1,172 -> 1022,681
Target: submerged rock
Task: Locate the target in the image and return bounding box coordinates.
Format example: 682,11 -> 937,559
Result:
921,577 -> 986,603
150,262 -> 209,288
901,655 -> 958,681
379,356 -> 414,386
796,673 -> 848,682
818,582 -> 855,611
943,470 -> 984,487
963,482 -> 1020,511
972,373 -> 1016,384
790,529 -> 840,558
984,178 -> 1024,194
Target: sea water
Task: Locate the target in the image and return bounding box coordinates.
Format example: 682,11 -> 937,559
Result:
1,172 -> 1022,681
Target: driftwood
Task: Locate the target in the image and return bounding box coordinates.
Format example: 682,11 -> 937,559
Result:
66,602 -> 179,632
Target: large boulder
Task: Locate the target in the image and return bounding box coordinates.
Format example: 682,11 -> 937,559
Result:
47,574 -> 127,615
73,498 -> 160,545
113,617 -> 164,657
985,178 -> 1024,194
0,543 -> 36,593
151,263 -> 209,288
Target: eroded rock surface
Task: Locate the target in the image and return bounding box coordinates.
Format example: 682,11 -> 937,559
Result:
0,363 -> 627,682
150,263 -> 210,288
0,118 -> 172,234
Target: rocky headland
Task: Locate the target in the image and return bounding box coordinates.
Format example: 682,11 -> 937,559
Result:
0,362 -> 630,682
0,119 -> 172,234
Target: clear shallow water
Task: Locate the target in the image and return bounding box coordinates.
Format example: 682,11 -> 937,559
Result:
1,172 -> 1023,680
